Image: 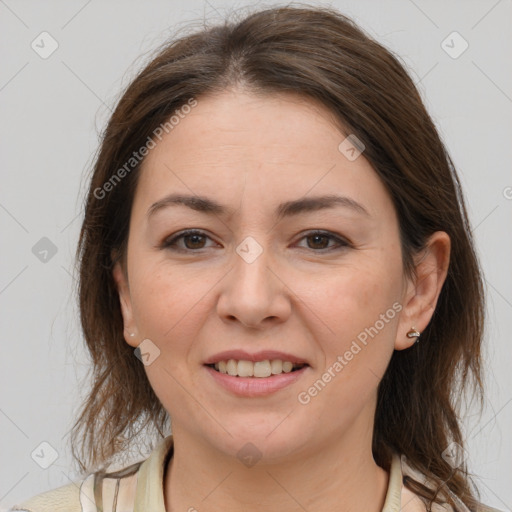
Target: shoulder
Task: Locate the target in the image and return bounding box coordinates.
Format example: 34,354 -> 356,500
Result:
7,476 -> 89,512
8,435 -> 173,512
391,453 -> 504,512
7,465 -> 140,512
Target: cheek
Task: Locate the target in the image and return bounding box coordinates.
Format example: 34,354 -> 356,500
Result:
129,266 -> 212,406
129,261 -> 217,357
305,261 -> 402,403
295,270 -> 400,428
302,262 -> 402,343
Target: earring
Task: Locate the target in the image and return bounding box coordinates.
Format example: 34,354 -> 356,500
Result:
407,327 -> 421,343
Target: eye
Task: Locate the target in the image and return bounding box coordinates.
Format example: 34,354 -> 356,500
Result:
295,230 -> 350,251
162,230 -> 216,251
161,229 -> 350,252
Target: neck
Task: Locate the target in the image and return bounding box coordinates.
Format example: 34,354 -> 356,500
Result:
164,412 -> 390,512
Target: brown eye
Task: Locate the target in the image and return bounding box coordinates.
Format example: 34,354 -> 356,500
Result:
298,231 -> 349,251
181,233 -> 207,250
162,230 -> 215,251
162,229 -> 350,253
306,233 -> 331,250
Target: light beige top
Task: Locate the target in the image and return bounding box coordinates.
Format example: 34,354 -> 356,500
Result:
9,435 -> 502,512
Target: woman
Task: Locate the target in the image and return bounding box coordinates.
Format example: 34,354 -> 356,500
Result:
10,5 -> 502,512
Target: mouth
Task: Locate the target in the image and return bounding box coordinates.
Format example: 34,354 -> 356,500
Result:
205,359 -> 309,378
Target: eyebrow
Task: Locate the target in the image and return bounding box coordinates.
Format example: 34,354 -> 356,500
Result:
147,193 -> 370,221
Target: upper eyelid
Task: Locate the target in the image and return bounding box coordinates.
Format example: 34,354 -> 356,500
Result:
163,229 -> 217,246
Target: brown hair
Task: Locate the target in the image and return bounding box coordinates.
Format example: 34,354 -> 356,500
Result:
71,5 -> 486,510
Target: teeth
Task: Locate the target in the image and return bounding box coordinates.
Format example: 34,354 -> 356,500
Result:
253,360 -> 271,378
270,359 -> 282,374
282,361 -> 293,373
212,359 -> 304,377
238,360 -> 254,377
226,359 -> 238,376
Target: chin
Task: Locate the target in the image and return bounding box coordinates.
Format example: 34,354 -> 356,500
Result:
206,421 -> 308,465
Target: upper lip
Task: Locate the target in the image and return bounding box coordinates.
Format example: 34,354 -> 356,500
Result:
204,350 -> 309,365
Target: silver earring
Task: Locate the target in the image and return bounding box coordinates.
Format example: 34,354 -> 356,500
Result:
407,327 -> 421,343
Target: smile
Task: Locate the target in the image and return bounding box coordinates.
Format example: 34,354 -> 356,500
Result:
206,359 -> 307,378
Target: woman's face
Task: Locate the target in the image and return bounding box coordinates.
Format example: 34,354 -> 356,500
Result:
113,89 -> 427,461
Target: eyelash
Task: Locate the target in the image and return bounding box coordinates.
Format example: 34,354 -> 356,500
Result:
161,229 -> 351,253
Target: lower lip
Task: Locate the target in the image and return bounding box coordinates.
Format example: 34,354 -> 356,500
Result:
204,365 -> 309,397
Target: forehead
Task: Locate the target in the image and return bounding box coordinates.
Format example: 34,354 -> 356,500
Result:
132,90 -> 393,222
158,90 -> 343,156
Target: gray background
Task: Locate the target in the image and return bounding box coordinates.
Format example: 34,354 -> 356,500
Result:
1,0 -> 511,509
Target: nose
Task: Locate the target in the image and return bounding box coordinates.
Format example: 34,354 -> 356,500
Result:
216,239 -> 291,330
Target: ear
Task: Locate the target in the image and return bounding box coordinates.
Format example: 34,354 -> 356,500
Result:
112,250 -> 139,348
395,231 -> 451,350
